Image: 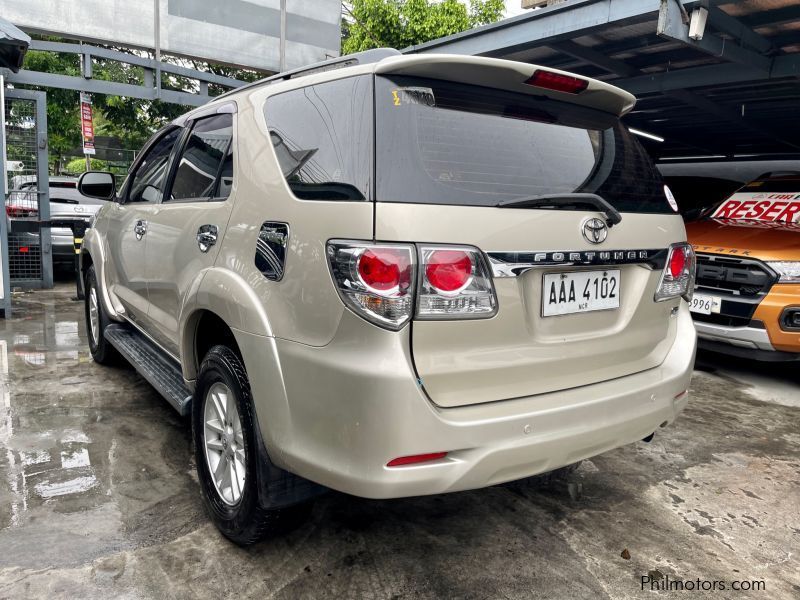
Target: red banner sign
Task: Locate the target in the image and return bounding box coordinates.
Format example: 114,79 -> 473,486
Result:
712,192 -> 800,223
80,92 -> 96,156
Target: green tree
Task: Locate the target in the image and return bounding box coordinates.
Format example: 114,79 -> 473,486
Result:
63,157 -> 108,174
342,0 -> 505,54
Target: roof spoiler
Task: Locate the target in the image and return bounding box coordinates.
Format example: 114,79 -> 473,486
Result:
374,54 -> 636,117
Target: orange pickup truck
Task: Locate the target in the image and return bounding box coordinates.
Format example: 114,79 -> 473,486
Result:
685,172 -> 800,360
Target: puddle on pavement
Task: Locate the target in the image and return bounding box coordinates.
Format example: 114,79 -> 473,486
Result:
0,288 -> 203,568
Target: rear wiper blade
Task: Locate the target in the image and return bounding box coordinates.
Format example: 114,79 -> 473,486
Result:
496,193 -> 622,227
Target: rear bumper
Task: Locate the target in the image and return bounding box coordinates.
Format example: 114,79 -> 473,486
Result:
52,230 -> 76,260
241,306 -> 697,499
11,230 -> 75,262
693,283 -> 800,358
694,320 -> 775,351
695,322 -> 800,361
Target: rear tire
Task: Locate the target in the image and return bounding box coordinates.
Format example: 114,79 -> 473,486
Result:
193,345 -> 310,545
84,265 -> 118,365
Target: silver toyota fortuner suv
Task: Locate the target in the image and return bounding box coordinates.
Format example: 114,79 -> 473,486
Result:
79,49 -> 697,545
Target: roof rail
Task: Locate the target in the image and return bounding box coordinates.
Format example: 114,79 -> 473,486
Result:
214,48 -> 401,101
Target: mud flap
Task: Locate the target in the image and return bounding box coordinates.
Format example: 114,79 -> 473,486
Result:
252,410 -> 329,509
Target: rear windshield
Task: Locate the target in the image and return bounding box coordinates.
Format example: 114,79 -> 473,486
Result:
375,76 -> 672,214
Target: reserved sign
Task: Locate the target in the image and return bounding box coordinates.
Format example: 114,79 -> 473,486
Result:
712,192 -> 800,223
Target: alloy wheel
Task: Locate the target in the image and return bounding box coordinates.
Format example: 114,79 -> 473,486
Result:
203,382 -> 246,505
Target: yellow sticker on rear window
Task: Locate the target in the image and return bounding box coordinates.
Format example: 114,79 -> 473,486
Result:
391,87 -> 435,107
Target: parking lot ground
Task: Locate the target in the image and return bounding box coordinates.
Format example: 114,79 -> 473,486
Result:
0,284 -> 798,599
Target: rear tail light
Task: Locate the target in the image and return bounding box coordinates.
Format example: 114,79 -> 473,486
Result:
425,249 -> 472,293
6,204 -> 38,218
327,241 -> 498,330
655,243 -> 696,302
524,69 -> 589,94
327,241 -> 415,330
417,245 -> 497,319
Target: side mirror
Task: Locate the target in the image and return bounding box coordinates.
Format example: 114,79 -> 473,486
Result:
78,171 -> 116,200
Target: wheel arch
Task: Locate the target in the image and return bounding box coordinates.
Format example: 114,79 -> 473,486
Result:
180,267 -> 273,381
182,273 -> 296,480
80,228 -> 120,320
183,309 -> 242,380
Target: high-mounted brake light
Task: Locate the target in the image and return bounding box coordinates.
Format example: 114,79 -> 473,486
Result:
525,69 -> 589,94
655,243 -> 695,302
387,452 -> 447,467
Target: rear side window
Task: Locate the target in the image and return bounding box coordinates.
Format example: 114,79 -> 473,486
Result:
264,76 -> 372,201
375,76 -> 671,214
168,113 -> 234,202
128,128 -> 181,203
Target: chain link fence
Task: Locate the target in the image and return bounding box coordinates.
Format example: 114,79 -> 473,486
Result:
4,95 -> 45,283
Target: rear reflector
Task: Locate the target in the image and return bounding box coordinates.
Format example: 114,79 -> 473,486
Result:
525,70 -> 589,94
386,452 -> 447,467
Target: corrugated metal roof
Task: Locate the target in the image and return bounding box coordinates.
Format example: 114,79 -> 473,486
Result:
407,0 -> 800,159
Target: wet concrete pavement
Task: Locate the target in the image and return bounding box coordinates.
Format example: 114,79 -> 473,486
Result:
0,284 -> 798,599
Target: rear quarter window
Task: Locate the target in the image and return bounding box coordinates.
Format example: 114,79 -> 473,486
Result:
264,76 -> 372,201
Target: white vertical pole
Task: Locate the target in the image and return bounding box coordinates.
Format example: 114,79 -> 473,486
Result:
154,0 -> 161,63
280,0 -> 287,72
154,0 -> 161,99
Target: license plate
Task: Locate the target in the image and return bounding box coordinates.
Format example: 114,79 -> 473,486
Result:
690,293 -> 721,315
542,270 -> 621,317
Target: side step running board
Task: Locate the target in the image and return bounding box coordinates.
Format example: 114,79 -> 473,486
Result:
104,324 -> 192,416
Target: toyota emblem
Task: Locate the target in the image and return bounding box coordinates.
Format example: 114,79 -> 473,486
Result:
582,218 -> 608,244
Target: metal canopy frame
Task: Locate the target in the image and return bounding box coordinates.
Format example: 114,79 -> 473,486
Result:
407,0 -> 800,159
6,40 -> 250,108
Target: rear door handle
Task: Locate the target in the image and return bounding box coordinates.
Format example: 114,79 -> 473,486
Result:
134,219 -> 147,240
196,224 -> 218,253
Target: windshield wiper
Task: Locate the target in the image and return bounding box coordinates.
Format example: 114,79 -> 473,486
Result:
496,193 -> 622,227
